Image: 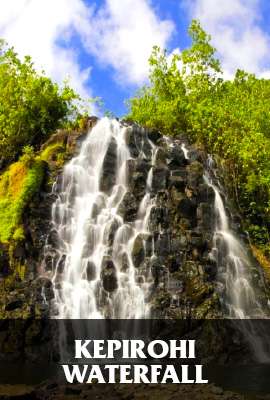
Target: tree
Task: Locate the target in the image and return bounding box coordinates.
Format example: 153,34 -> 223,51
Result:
0,40 -> 79,162
127,20 -> 270,256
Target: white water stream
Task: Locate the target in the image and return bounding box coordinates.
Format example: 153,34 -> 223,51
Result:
204,174 -> 265,319
43,118 -> 156,319
43,123 -> 268,322
182,146 -> 270,361
181,146 -> 265,318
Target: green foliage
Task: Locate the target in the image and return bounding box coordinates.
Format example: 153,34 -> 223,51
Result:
0,40 -> 79,162
128,20 -> 270,255
0,157 -> 45,243
20,145 -> 36,167
40,142 -> 65,163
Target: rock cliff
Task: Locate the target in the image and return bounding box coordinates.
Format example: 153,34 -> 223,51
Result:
0,117 -> 268,321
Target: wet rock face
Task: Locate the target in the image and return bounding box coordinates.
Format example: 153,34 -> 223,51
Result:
152,167 -> 169,192
86,261 -> 96,281
186,161 -> 204,190
101,258 -> 118,292
34,277 -> 55,303
132,235 -> 145,268
118,192 -> 137,222
0,120 -> 221,319
130,132 -> 220,318
167,145 -> 186,168
0,244 -> 10,277
127,159 -> 150,201
100,138 -> 118,192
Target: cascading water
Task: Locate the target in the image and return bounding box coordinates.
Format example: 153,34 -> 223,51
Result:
181,147 -> 266,318
42,118 -> 156,319
204,171 -> 266,319
182,146 -> 270,361
208,173 -> 270,361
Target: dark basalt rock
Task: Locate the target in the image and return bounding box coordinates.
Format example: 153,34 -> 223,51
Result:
150,256 -> 165,283
101,259 -> 118,292
0,245 -> 10,277
141,137 -> 153,159
187,148 -> 205,163
167,145 -> 186,168
178,197 -> 197,222
188,231 -> 208,250
100,138 -> 117,192
126,159 -> 150,198
186,161 -> 204,190
13,243 -> 26,260
134,159 -> 150,176
5,299 -> 24,311
144,234 -> 153,257
120,252 -> 129,272
125,126 -> 142,157
167,254 -> 184,273
197,202 -> 214,230
126,158 -> 136,180
203,258 -> 218,280
155,233 -> 171,257
82,228 -> 95,258
34,277 -> 54,302
86,261 -> 96,281
57,254 -> 66,273
149,206 -> 169,232
44,254 -> 53,272
132,235 -> 145,268
169,169 -> 187,192
46,229 -> 59,247
104,218 -> 120,246
155,148 -> 167,168
152,166 -> 169,192
132,173 -> 147,200
147,128 -> 162,144
197,183 -> 215,203
118,192 -> 137,222
125,125 -> 153,158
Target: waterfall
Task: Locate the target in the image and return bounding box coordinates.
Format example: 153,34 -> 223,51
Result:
42,118 -> 156,319
209,177 -> 270,361
181,146 -> 270,361
204,175 -> 265,319
181,146 -> 265,319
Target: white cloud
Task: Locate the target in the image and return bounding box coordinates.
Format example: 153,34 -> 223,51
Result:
79,0 -> 175,85
0,0 -> 175,102
184,0 -> 270,76
0,0 -> 93,100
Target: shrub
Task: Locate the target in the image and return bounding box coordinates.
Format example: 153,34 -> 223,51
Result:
0,39 -> 79,162
128,20 -> 270,256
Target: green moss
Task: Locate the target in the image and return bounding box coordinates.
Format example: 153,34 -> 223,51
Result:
0,158 -> 45,243
40,143 -> 65,163
13,226 -> 25,241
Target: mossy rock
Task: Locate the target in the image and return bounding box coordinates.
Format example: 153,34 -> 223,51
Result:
40,143 -> 66,164
153,291 -> 171,310
0,159 -> 45,243
186,160 -> 204,176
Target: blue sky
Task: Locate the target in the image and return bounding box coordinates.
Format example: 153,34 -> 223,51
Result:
1,0 -> 270,117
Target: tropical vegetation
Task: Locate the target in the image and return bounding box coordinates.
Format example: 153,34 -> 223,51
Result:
128,20 -> 270,258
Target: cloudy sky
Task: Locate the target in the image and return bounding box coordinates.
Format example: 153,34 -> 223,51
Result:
0,0 -> 270,116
